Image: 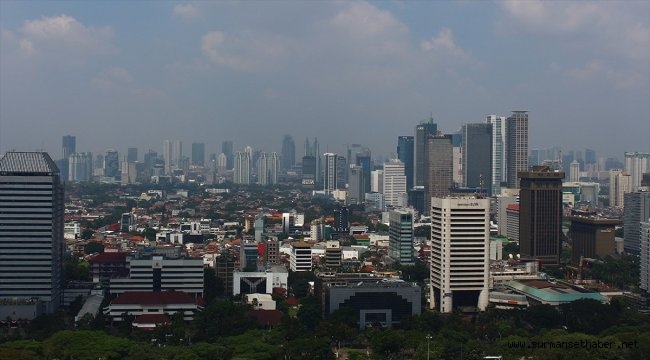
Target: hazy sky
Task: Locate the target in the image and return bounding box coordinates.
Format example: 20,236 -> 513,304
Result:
1,1 -> 649,161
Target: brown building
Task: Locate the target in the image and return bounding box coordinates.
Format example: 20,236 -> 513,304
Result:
569,216 -> 619,263
518,166 -> 564,266
424,134 -> 453,214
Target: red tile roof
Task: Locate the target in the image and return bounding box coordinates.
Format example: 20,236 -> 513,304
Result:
89,252 -> 127,264
111,291 -> 195,305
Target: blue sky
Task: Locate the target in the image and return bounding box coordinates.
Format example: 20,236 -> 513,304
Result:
1,1 -> 648,161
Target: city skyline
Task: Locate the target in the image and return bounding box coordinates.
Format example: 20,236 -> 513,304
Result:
1,1 -> 649,159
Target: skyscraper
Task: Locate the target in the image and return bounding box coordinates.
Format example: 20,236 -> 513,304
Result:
191,143 -> 205,167
336,155 -> 347,190
383,160 -> 407,208
389,209 -> 414,266
355,148 -> 372,196
518,166 -> 564,266
430,196 -> 490,313
234,151 -> 251,184
104,149 -> 119,179
506,111 -> 529,188
397,136 -> 414,190
61,135 -> 76,181
163,140 -> 183,175
323,153 -> 338,194
301,155 -> 317,185
281,135 -> 295,171
68,152 -> 93,182
486,115 -> 506,195
426,135 -> 453,214
461,123 -> 493,194
127,147 -> 138,163
0,152 -> 64,315
623,190 -> 650,254
222,141 -> 234,170
257,152 -> 280,185
414,118 -> 438,188
347,165 -> 365,205
624,152 -> 650,192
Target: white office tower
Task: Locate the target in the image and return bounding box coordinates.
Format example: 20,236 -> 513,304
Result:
383,159 -> 407,208
68,152 -> 93,182
486,115 -> 506,196
163,140 -> 183,175
371,170 -> 384,193
625,152 -> 650,191
569,160 -> 580,182
430,196 -> 490,313
323,153 -> 338,194
641,220 -> 650,293
217,153 -> 227,173
0,152 -> 64,316
257,153 -> 270,185
609,169 -> 631,208
234,151 -> 251,184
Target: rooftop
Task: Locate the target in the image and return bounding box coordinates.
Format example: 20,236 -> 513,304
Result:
0,152 -> 59,175
111,291 -> 196,305
506,280 -> 607,304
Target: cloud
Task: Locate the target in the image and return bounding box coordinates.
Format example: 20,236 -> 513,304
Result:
420,28 -> 472,63
201,30 -> 290,71
19,15 -> 115,56
91,67 -> 133,90
499,1 -> 649,61
568,60 -> 641,89
173,3 -> 200,21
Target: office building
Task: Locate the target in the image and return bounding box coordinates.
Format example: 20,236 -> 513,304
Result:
103,149 -> 119,179
371,170 -> 383,193
426,135 -> 453,214
569,160 -> 580,182
281,135 -> 295,171
191,143 -> 205,167
397,136 -> 414,190
222,141 -> 234,170
347,165 -> 365,205
325,241 -> 342,269
609,169 -> 631,208
290,240 -> 312,272
430,196 -> 490,313
383,159 -> 407,208
234,151 -> 251,184
624,152 -> 650,191
127,147 -> 138,163
641,220 -> 650,294
257,152 -> 280,185
323,153 -> 338,194
355,148 -> 372,195
623,190 -> 650,254
333,206 -> 350,237
486,115 -> 506,195
301,155 -> 317,185
336,155 -> 347,190
61,135 -> 76,181
496,195 -> 518,237
462,123 -> 493,195
414,118 -> 438,188
506,111 -> 529,188
0,152 -> 64,316
163,140 -> 183,175
389,209 -> 414,265
569,215 -> 619,263
519,166 -> 564,266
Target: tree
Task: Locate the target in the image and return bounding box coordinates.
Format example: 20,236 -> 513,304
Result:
84,241 -> 104,255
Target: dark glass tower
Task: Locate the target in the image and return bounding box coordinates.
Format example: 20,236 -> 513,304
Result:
414,118 -> 437,187
461,123 -> 493,194
191,142 -> 205,167
281,135 -> 295,171
397,136 -> 414,190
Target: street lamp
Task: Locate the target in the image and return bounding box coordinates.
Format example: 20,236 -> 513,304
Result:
426,333 -> 433,360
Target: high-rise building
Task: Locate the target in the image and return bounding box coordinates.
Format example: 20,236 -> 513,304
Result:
233,151 -> 251,184
430,196 -> 490,313
61,135 -> 76,182
370,170 -> 383,193
585,149 -> 596,166
301,155 -> 317,186
641,220 -> 650,294
389,209 -> 414,265
222,141 -> 234,170
104,149 -> 119,179
0,152 -> 64,315
336,155 -> 347,190
414,118 -> 438,188
624,152 -> 650,192
257,152 -> 280,185
425,135 -> 453,214
281,135 -> 295,171
127,147 -> 138,163
609,169 -> 631,208
323,153 -> 338,194
486,115 -> 506,195
506,111 -> 529,188
569,216 -> 619,264
355,148 -> 372,196
68,152 -> 93,182
347,165 -> 365,205
569,160 -> 580,182
518,166 -> 564,266
191,143 -> 205,167
383,159 -> 407,208
333,206 -> 350,237
163,140 -> 183,175
623,190 -> 650,254
462,123 -> 493,194
397,136 -> 414,190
